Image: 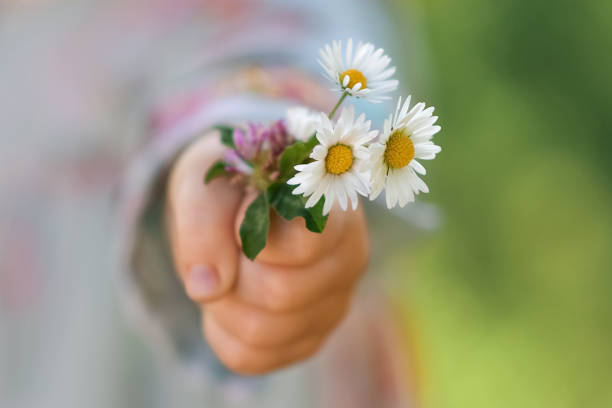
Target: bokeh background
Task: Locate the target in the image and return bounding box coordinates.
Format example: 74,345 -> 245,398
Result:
1,0 -> 611,407
384,0 -> 612,406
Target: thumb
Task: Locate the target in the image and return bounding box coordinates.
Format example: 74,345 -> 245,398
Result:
166,133 -> 243,302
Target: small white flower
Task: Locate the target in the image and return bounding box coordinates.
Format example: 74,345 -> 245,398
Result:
369,96 -> 442,208
286,107 -> 320,141
318,38 -> 398,103
287,106 -> 378,215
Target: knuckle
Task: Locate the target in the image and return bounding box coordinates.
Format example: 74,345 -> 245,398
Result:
287,338 -> 324,368
208,336 -> 252,373
219,348 -> 252,374
314,297 -> 350,334
202,318 -> 237,367
263,277 -> 296,312
292,235 -> 320,262
217,344 -> 271,376
241,316 -> 267,346
302,339 -> 323,360
202,315 -> 268,375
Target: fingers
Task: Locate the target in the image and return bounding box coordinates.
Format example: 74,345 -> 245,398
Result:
167,131 -> 372,375
234,192 -> 349,267
166,133 -> 243,302
205,290 -> 352,348
233,206 -> 370,312
203,310 -> 325,375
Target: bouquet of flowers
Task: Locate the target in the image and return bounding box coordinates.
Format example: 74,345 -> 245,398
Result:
205,39 -> 442,260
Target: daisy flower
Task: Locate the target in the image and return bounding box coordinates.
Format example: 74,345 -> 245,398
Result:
287,106 -> 378,215
318,38 -> 398,103
368,96 -> 442,208
286,107 -> 320,141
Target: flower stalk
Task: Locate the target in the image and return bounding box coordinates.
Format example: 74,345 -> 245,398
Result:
328,91 -> 348,119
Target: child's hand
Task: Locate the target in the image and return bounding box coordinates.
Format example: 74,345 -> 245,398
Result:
166,132 -> 370,375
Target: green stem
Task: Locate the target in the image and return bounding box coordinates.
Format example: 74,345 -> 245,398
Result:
328,92 -> 349,119
251,154 -> 272,191
252,167 -> 271,191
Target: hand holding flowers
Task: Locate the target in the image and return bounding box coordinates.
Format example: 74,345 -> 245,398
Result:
166,134 -> 369,374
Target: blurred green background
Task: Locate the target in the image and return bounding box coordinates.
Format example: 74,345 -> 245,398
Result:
385,0 -> 612,406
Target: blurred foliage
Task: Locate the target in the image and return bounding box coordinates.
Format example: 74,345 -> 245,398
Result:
386,0 -> 612,406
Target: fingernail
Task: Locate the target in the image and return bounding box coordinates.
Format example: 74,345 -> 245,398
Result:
187,265 -> 219,299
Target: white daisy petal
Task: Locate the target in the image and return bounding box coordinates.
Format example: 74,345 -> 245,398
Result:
311,144 -> 327,160
286,106 -> 320,141
412,125 -> 441,142
288,106 -> 374,215
394,96 -> 403,125
398,95 -> 411,123
364,96 -> 441,208
336,181 -> 348,210
346,38 -> 353,66
409,159 -> 427,175
411,172 -> 429,194
293,161 -> 319,173
408,115 -> 439,134
370,171 -> 385,200
414,142 -> 442,159
305,175 -> 330,208
354,172 -> 371,196
348,185 -> 359,210
385,176 -> 397,209
318,39 -> 398,102
323,192 -> 335,215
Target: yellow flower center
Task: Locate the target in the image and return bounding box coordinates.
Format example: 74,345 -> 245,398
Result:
384,130 -> 415,169
326,144 -> 354,175
340,69 -> 367,89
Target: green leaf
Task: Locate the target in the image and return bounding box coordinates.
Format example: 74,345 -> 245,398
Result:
267,183 -> 302,218
303,197 -> 327,233
239,193 -> 270,260
204,161 -> 229,183
267,182 -> 328,233
279,134 -> 317,180
215,125 -> 235,149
